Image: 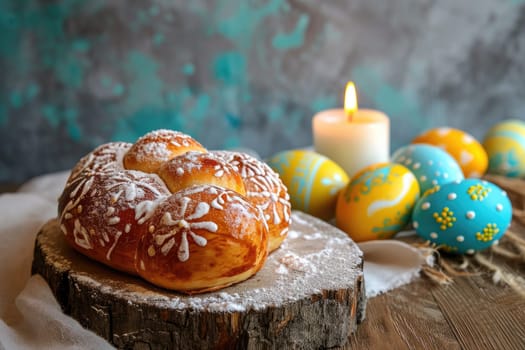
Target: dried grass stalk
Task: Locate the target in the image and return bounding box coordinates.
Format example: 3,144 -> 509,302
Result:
473,254 -> 525,298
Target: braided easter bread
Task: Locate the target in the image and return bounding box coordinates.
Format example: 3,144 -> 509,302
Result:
58,130 -> 291,293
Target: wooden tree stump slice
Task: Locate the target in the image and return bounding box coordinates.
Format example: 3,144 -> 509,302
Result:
32,211 -> 366,349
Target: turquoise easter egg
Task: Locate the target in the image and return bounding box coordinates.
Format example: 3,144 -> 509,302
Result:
412,179 -> 512,254
392,144 -> 464,194
483,119 -> 525,177
267,150 -> 349,220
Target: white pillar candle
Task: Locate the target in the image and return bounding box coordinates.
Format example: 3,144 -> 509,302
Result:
312,84 -> 390,178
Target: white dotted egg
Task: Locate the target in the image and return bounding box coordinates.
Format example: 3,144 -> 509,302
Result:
412,179 -> 512,254
392,144 -> 464,194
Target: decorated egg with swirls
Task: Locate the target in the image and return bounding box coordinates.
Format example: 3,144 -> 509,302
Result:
412,127 -> 488,178
267,150 -> 349,220
335,163 -> 420,242
483,119 -> 525,177
412,179 -> 512,254
392,144 -> 464,194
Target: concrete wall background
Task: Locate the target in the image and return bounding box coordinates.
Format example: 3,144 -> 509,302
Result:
1,0 -> 525,182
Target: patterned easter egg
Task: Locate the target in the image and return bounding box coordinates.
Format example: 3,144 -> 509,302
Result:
335,163 -> 420,242
412,179 -> 511,254
412,127 -> 488,178
267,150 -> 349,220
483,119 -> 525,177
392,144 -> 464,194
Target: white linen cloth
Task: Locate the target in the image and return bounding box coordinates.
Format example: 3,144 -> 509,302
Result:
0,171 -> 428,349
358,239 -> 429,297
0,175 -> 114,350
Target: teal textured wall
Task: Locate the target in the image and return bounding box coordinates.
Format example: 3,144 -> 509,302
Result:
1,0 -> 525,182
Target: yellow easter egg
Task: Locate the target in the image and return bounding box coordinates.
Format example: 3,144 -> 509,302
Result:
267,150 -> 349,220
483,119 -> 525,177
412,127 -> 488,178
336,163 -> 420,242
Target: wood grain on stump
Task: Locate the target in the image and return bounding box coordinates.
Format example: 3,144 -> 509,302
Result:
32,211 -> 366,350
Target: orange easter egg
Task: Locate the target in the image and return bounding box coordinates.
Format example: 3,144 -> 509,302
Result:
412,127 -> 488,178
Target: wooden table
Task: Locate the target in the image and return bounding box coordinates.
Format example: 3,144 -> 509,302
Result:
2,181 -> 525,349
348,249 -> 525,349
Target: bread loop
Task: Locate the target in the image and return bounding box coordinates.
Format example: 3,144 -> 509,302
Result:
59,130 -> 289,293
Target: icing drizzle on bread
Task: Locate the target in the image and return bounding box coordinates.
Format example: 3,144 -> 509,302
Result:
58,130 -> 291,293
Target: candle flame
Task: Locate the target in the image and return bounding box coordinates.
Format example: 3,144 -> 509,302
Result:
344,81 -> 358,120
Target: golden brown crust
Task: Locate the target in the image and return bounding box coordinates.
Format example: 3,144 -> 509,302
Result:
135,185 -> 268,293
213,151 -> 292,252
58,143 -> 171,274
58,130 -> 286,294
123,129 -> 206,173
158,152 -> 246,196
